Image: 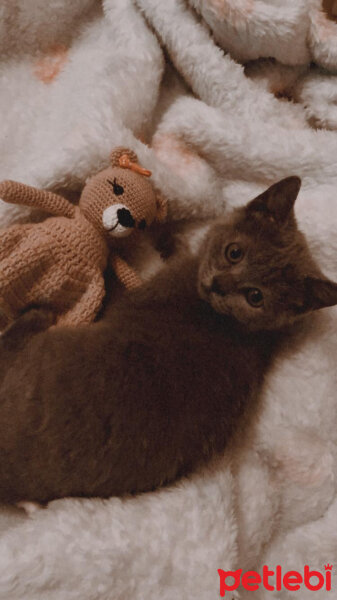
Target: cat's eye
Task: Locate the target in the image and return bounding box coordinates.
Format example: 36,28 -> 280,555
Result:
246,288 -> 264,308
107,178 -> 124,196
225,243 -> 244,264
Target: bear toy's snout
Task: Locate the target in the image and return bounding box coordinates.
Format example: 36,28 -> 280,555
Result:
102,204 -> 135,238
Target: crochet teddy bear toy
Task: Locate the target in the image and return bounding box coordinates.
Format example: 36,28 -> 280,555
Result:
0,147 -> 167,329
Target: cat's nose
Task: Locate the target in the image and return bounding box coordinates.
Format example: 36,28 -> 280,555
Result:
211,276 -> 226,296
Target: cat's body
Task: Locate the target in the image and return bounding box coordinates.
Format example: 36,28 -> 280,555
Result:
0,257 -> 273,503
0,177 -> 336,503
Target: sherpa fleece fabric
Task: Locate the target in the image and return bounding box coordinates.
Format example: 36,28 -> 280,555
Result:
0,1 -> 336,599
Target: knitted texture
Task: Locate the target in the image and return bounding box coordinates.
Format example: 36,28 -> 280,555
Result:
80,169 -> 158,232
110,147 -> 138,167
80,148 -> 167,234
111,255 -> 142,289
0,148 -> 167,328
0,212 -> 108,328
0,181 -> 75,218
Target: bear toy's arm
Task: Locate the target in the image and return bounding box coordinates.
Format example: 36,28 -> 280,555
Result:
111,254 -> 142,289
0,181 -> 75,218
56,272 -> 106,327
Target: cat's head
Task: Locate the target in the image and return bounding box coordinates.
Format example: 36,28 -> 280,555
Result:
198,177 -> 337,331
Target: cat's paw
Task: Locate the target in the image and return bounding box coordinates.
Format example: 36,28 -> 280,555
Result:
16,501 -> 46,516
0,308 -> 55,352
0,311 -> 9,332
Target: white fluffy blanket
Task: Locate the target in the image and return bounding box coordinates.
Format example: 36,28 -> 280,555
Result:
0,1 -> 337,598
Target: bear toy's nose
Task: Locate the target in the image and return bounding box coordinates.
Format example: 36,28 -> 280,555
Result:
117,208 -> 135,228
102,204 -> 136,238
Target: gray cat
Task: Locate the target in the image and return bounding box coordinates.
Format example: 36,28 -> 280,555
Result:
0,176 -> 336,504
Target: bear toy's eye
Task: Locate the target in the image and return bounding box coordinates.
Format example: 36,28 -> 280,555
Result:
246,288 -> 264,308
107,178 -> 124,196
225,243 -> 244,264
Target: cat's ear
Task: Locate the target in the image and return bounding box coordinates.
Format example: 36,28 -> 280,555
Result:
304,277 -> 337,311
247,176 -> 301,225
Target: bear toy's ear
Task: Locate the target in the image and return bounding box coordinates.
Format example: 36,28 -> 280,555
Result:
110,147 -> 139,167
155,192 -> 168,223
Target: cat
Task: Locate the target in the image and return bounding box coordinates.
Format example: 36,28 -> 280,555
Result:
0,176 -> 336,504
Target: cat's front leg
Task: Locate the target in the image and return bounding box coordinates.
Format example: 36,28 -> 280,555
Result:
0,307 -> 55,353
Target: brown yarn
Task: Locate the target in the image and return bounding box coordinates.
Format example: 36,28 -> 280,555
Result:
0,147 -> 167,328
110,147 -> 138,167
